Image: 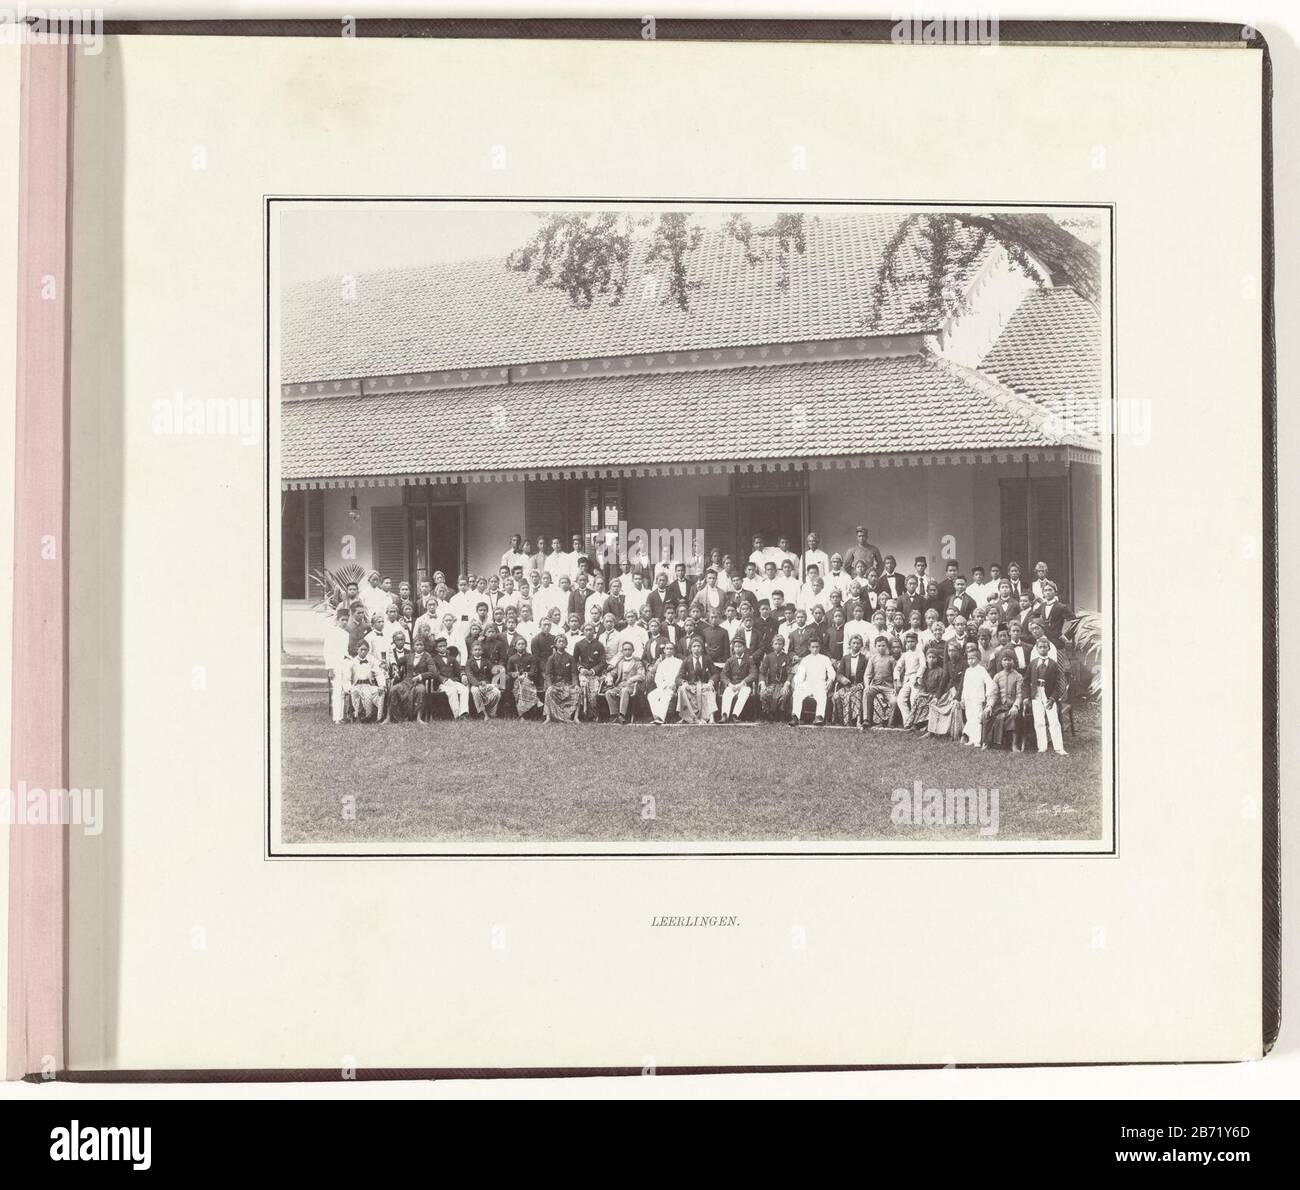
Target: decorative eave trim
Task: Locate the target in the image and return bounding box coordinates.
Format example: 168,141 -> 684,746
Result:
279,333 -> 930,402
281,447 -> 1099,490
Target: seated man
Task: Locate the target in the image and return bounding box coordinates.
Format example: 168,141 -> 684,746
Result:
646,644 -> 684,725
465,640 -> 501,719
719,638 -> 757,723
543,633 -> 582,723
758,634 -> 794,722
603,640 -> 646,725
347,640 -> 386,723
429,638 -> 470,720
790,636 -> 836,726
385,630 -> 420,723
676,638 -> 718,725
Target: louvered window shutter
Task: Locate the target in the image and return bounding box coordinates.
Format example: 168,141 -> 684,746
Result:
306,489 -> 325,578
525,479 -> 568,547
999,479 -> 1029,571
1031,477 -> 1068,602
700,495 -> 734,563
371,505 -> 409,588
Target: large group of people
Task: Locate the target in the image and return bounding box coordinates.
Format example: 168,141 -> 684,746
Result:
317,527 -> 1075,754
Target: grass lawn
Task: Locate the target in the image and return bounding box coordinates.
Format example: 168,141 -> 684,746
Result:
280,700 -> 1105,845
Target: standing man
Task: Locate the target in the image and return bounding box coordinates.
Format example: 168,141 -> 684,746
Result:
1028,635 -> 1068,754
1004,561 -> 1027,602
544,536 -> 570,582
666,561 -> 693,607
863,635 -> 898,728
843,525 -> 883,576
362,570 -> 391,620
699,608 -> 731,676
529,535 -> 550,578
946,574 -> 978,622
323,606 -> 352,723
833,632 -> 869,728
623,570 -> 650,619
801,532 -> 830,583
566,533 -> 590,582
500,534 -> 529,575
692,568 -> 726,619
876,555 -> 907,601
1031,560 -> 1054,602
645,571 -> 673,623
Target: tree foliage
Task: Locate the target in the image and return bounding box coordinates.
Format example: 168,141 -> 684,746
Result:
506,209 -> 1099,324
506,211 -> 806,313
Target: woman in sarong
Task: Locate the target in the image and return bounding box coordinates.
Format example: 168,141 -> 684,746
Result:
925,643 -> 964,740
543,634 -> 582,723
506,636 -> 540,718
986,648 -> 1025,750
909,644 -> 945,730
465,640 -> 502,719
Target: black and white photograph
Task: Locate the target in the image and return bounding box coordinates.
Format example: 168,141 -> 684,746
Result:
272,201 -> 1112,852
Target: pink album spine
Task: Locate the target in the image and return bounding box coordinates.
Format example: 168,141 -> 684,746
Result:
6,41 -> 71,1081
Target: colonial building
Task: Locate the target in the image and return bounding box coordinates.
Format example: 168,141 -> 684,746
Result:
279,212 -> 1104,627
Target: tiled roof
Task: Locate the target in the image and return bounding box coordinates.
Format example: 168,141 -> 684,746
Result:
979,287 -> 1104,423
281,354 -> 1089,481
280,213 -> 993,384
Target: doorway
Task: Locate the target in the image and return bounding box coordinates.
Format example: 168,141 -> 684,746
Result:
735,491 -> 806,563
405,488 -> 466,587
281,490 -> 306,598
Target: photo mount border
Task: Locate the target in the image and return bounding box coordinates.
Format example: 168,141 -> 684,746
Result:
263,195 -> 1120,864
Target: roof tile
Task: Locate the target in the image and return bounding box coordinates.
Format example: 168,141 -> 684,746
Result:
281,355 -> 1073,481
280,213 -> 991,384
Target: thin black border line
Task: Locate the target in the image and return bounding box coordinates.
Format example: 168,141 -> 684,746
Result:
265,196 -> 1118,861
98,17 -> 1260,47
1258,38 -> 1279,1053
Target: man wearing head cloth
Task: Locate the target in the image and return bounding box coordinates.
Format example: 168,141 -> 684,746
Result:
362,569 -> 391,620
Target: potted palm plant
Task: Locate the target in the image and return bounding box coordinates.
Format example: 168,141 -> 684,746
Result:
1062,610 -> 1103,702
309,562 -> 367,615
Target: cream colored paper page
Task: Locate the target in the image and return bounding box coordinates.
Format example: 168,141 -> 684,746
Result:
68,36 -> 1261,1069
